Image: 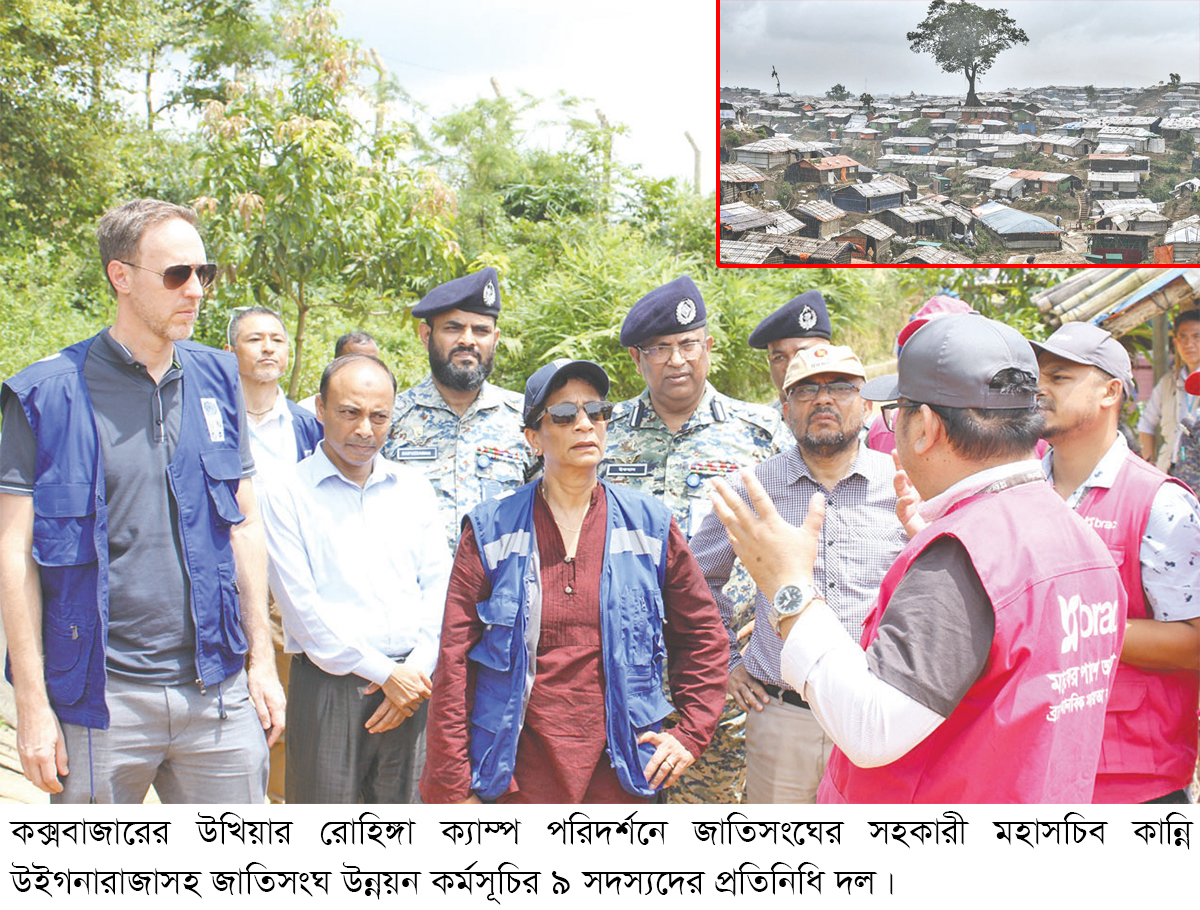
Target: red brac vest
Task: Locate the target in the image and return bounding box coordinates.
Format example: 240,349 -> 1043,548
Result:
819,480 -> 1126,804
1075,451 -> 1200,803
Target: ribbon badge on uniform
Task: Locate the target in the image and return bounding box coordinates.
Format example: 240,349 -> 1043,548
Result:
798,305 -> 817,331
676,297 -> 697,325
482,281 -> 496,308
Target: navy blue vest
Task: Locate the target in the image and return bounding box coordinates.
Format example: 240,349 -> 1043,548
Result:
466,480 -> 674,799
4,335 -> 250,728
286,399 -> 323,460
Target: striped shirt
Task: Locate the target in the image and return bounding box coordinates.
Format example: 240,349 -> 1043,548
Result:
690,443 -> 907,689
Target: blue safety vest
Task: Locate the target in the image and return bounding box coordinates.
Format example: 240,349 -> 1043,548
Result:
286,399 -> 323,460
4,335 -> 250,728
466,481 -> 674,799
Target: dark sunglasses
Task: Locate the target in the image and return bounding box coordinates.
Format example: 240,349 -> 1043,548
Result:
535,400 -> 613,426
120,260 -> 218,289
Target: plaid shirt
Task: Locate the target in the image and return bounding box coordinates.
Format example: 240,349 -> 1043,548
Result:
690,443 -> 907,689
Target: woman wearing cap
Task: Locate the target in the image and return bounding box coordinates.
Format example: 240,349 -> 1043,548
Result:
420,359 -> 727,804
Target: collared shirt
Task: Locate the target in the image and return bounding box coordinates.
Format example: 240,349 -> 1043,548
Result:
603,381 -> 791,537
260,444 -> 451,684
382,375 -> 532,554
246,386 -> 298,481
917,459 -> 1045,523
1042,434 -> 1200,622
1137,366 -> 1198,464
690,443 -> 907,688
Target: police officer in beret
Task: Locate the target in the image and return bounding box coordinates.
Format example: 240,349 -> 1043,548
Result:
748,289 -> 833,414
383,267 -> 533,554
604,275 -> 790,804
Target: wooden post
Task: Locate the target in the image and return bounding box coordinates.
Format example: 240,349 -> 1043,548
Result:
685,132 -> 701,193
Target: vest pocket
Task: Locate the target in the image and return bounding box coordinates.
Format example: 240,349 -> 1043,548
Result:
469,596 -> 520,671
31,482 -> 97,567
43,613 -> 93,705
620,588 -> 665,669
200,449 -> 246,526
1097,678 -> 1148,773
215,563 -> 248,654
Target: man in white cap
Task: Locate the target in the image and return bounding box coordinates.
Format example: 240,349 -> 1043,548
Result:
712,314 -> 1125,802
691,343 -> 905,802
1033,322 -> 1199,804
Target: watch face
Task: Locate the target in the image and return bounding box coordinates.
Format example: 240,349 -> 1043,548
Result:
774,584 -> 808,615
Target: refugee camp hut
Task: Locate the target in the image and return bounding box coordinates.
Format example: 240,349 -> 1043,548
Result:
1009,169 -> 1077,194
792,200 -> 846,239
740,232 -> 854,264
967,146 -> 999,165
1087,170 -> 1143,197
829,177 -> 909,214
892,247 -> 974,264
1088,154 -> 1151,174
878,203 -> 953,240
1085,231 -> 1157,263
732,138 -> 799,170
963,166 -> 1013,191
1094,202 -> 1169,234
1164,215 -> 1200,262
989,173 -> 1026,200
1039,135 -> 1095,157
974,203 -> 1062,251
719,239 -> 787,265
835,218 -> 896,261
719,201 -> 779,238
790,155 -> 862,184
882,136 -> 936,156
719,163 -> 766,203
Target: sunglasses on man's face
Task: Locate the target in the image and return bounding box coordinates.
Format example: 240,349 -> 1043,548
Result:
537,400 -> 614,426
120,260 -> 218,290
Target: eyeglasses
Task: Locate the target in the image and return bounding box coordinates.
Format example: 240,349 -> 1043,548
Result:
787,380 -> 861,402
120,261 -> 217,289
533,400 -> 614,427
880,401 -> 925,432
636,339 -> 705,364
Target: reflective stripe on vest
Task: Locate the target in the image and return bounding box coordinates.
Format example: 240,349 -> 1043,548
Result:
466,480 -> 672,799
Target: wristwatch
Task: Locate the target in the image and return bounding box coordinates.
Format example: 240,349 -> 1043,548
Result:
769,582 -> 821,637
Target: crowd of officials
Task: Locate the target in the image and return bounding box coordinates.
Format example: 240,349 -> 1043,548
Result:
0,199 -> 1197,806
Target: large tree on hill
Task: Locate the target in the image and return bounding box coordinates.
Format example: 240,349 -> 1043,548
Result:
906,0 -> 1028,107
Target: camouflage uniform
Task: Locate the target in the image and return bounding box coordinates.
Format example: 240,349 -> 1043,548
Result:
383,375 -> 533,555
603,381 -> 789,804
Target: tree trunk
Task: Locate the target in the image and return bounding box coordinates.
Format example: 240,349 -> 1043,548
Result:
965,65 -> 981,107
288,281 -> 308,399
145,50 -> 156,132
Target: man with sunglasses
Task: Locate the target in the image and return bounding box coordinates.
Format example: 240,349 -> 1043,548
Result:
691,343 -> 906,802
712,315 -> 1125,802
604,275 -> 789,805
383,268 -> 533,556
0,198 -> 284,803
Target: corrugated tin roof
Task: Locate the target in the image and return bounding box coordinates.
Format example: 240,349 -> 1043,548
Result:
1088,171 -> 1141,184
991,175 -> 1024,191
720,163 -> 766,183
894,247 -> 974,264
803,155 -> 862,170
761,212 -> 805,235
841,219 -> 896,240
720,240 -> 781,264
794,200 -> 845,221
965,166 -> 1013,181
977,204 -> 1061,235
838,177 -> 909,198
887,204 -> 949,223
720,202 -> 777,231
1009,169 -> 1071,182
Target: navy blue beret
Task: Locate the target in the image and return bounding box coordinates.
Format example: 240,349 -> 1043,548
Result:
747,290 -> 832,349
411,267 -> 501,319
619,276 -> 707,347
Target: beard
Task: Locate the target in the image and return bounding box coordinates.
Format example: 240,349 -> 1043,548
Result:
430,342 -> 494,392
795,407 -> 859,458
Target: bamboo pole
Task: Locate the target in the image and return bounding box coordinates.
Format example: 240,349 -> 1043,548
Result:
1100,278 -> 1196,337
1033,268 -> 1110,313
1051,268 -> 1133,319
1058,269 -> 1165,325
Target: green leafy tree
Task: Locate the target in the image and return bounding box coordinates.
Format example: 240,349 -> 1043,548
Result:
1168,73 -> 1181,89
826,83 -> 851,101
859,92 -> 875,116
1084,84 -> 1098,104
906,0 -> 1029,107
195,0 -> 461,397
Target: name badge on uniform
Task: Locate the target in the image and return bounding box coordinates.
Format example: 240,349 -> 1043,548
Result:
606,463 -> 650,477
201,398 -> 225,442
392,446 -> 438,460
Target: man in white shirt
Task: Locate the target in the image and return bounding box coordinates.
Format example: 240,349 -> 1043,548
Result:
261,353 -> 451,803
224,307 -> 322,482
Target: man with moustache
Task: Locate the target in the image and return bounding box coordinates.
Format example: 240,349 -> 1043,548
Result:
604,275 -> 789,804
746,290 -> 834,414
0,199 -> 283,803
383,268 -> 533,554
261,355 -> 450,803
224,307 -> 322,481
1033,323 -> 1200,804
691,344 -> 906,802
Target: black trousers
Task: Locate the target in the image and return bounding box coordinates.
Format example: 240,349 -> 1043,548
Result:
285,654 -> 427,804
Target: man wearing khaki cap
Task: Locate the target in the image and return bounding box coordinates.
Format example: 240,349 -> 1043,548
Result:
690,343 -> 906,802
712,315 -> 1126,802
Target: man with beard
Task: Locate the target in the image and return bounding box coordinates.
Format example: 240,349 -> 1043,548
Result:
225,307 -> 322,485
691,343 -> 906,802
1033,323 -> 1200,803
383,268 -> 533,554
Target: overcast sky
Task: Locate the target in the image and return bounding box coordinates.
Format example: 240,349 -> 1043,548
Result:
335,0 -> 716,193
721,0 -> 1200,98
